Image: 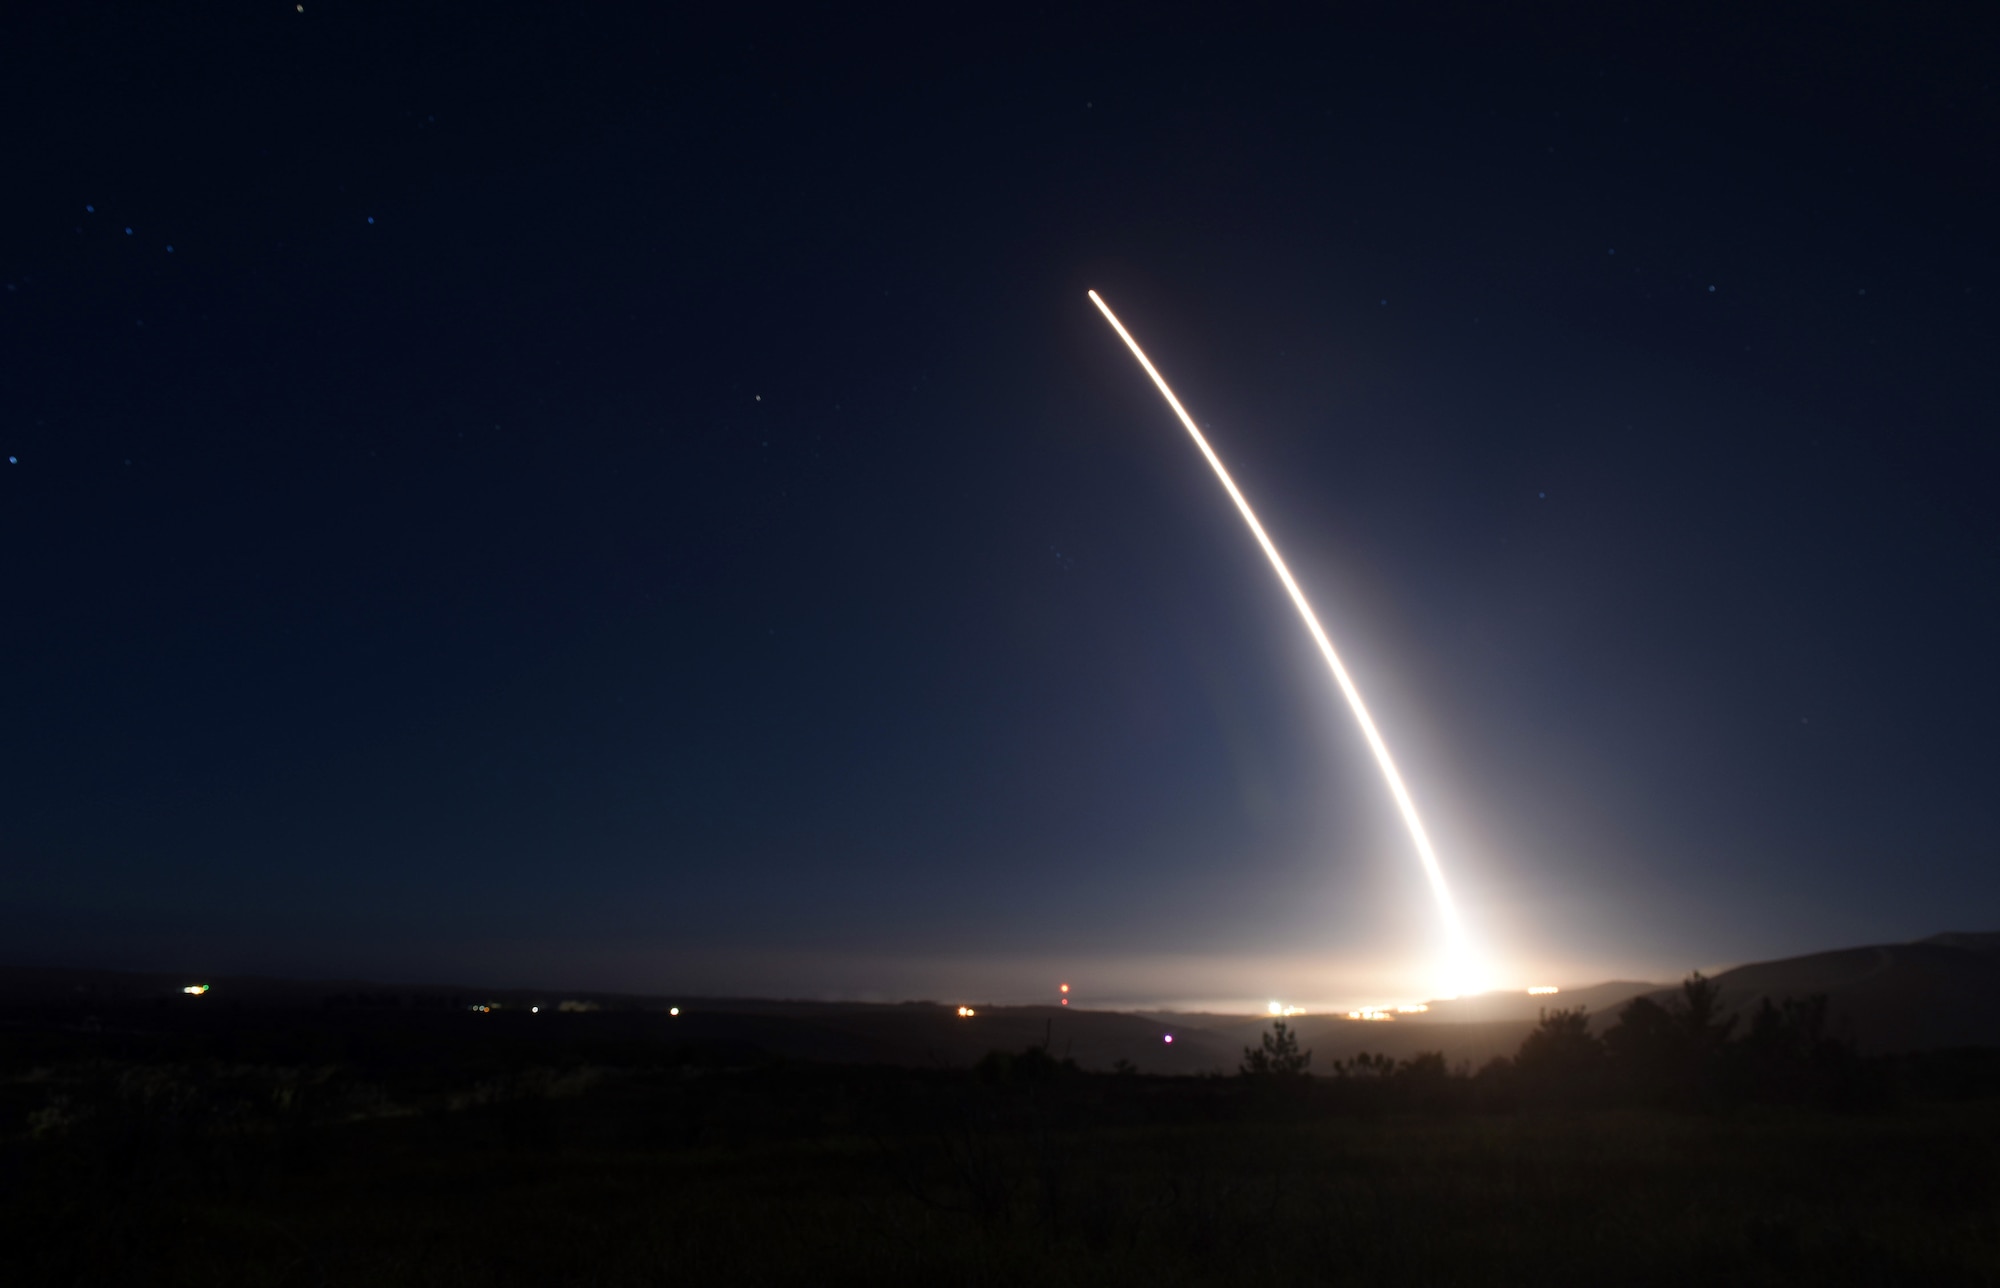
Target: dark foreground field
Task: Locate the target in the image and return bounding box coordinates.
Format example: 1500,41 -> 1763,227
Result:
4,1011 -> 1998,1286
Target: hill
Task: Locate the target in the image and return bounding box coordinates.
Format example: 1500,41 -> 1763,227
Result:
1611,933 -> 2000,1053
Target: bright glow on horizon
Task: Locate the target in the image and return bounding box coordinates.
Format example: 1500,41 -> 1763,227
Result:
957,1005 -> 976,1017
1527,985 -> 1560,996
1088,289 -> 1488,997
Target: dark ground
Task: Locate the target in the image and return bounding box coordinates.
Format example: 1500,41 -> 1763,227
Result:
4,997 -> 1997,1286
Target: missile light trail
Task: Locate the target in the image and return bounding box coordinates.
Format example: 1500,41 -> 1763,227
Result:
1087,289 -> 1486,997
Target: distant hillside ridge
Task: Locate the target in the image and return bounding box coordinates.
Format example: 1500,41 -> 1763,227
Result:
1608,933 -> 2000,1054
1918,931 -> 2000,953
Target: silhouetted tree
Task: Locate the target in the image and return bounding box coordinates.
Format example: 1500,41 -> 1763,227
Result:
1471,1055 -> 1519,1112
1677,971 -> 1738,1048
1394,1051 -> 1449,1083
1240,1021 -> 1311,1077
1603,971 -> 1738,1105
1391,1051 -> 1458,1112
1602,994 -> 1678,1100
1735,993 -> 1882,1109
1328,1051 -> 1396,1080
1742,995 -> 1826,1078
1512,1007 -> 1604,1105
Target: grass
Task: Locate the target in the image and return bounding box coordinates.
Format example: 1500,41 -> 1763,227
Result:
4,1057 -> 1997,1286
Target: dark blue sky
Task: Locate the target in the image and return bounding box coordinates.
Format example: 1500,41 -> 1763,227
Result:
3,3 -> 1994,1008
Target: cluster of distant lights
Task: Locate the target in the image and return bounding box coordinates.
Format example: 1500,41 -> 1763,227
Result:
1343,986 -> 1560,1022
1347,1005 -> 1429,1022
461,1002 -> 687,1014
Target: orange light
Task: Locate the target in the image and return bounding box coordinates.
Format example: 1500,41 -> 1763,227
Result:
1059,984 -> 1069,993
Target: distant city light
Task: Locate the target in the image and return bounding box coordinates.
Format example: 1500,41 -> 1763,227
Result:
1345,1001 -> 1432,1021
1267,1001 -> 1306,1017
669,1007 -> 680,1016
1164,1034 -> 1174,1043
1267,1001 -> 1281,1015
530,1006 -> 539,1013
1527,986 -> 1560,996
1059,984 -> 1069,993
182,984 -> 209,996
956,1006 -> 976,1017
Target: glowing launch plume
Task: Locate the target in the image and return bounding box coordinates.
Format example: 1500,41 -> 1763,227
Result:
1087,289 -> 1484,996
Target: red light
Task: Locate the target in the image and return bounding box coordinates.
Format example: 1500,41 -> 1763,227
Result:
1061,998 -> 1068,1005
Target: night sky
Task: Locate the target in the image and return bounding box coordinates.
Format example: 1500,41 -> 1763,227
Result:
4,4 -> 1994,1009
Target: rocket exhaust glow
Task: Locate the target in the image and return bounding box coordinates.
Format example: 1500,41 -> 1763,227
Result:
1088,290 -> 1484,996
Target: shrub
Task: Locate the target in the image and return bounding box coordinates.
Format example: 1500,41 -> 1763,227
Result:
1239,1021 -> 1311,1078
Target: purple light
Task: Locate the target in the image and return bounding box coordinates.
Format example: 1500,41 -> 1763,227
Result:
1164,1035 -> 1173,1043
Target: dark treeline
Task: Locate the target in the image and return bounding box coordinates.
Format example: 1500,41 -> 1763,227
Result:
1231,974 -> 1911,1115
1499,974 -> 1871,1110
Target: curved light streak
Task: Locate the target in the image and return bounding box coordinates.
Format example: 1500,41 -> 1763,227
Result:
1088,289 -> 1482,995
